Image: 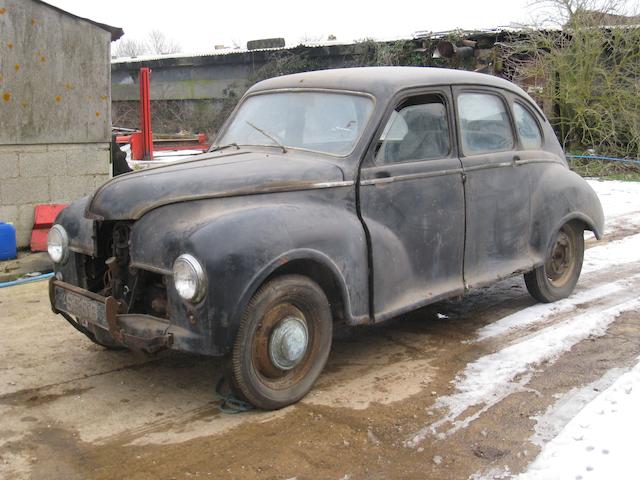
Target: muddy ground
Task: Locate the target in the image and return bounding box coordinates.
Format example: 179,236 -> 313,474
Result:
1,227 -> 639,479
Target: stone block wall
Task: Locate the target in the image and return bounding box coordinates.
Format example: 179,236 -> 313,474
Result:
0,143 -> 110,247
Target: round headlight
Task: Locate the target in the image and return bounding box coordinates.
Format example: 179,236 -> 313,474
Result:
47,225 -> 69,263
173,254 -> 206,302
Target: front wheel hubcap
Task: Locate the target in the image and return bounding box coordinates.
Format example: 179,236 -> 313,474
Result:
268,316 -> 309,370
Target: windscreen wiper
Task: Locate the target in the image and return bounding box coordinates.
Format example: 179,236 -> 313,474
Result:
245,121 -> 287,153
208,142 -> 240,153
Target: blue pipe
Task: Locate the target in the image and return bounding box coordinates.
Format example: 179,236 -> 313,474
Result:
566,154 -> 640,166
0,272 -> 54,289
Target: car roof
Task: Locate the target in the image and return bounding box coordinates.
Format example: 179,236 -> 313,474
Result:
248,66 -> 531,100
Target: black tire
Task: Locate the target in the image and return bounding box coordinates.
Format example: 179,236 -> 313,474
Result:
524,222 -> 584,303
228,274 -> 332,410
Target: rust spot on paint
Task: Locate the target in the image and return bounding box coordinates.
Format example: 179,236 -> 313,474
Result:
31,18 -> 37,26
55,95 -> 61,103
100,95 -> 108,101
95,111 -> 101,117
14,64 -> 20,72
7,42 -> 13,49
3,92 -> 11,102
40,55 -> 46,62
0,8 -> 6,14
64,83 -> 73,91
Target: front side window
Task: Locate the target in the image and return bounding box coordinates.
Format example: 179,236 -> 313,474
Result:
375,95 -> 450,165
217,91 -> 374,156
514,103 -> 543,149
458,92 -> 514,155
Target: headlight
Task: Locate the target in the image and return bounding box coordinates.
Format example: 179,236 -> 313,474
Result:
173,254 -> 206,302
47,225 -> 69,263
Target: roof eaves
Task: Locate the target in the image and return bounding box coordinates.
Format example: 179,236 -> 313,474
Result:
34,0 -> 124,41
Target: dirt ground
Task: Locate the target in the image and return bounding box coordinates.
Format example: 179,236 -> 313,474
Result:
1,222 -> 639,479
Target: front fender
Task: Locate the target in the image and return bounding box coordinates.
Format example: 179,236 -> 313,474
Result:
129,188 -> 369,354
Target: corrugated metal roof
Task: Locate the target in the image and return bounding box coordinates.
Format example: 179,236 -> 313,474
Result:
111,35 -> 413,64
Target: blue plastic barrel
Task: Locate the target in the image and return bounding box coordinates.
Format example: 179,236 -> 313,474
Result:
0,222 -> 17,261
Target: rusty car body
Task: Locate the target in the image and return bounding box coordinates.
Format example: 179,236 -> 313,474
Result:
48,67 -> 604,409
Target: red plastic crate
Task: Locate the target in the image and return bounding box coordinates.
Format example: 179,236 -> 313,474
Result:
30,204 -> 68,252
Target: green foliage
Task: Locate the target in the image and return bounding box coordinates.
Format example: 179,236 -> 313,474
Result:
504,9 -> 640,159
569,157 -> 640,181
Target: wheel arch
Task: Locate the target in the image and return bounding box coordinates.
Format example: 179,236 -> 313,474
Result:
233,249 -> 358,335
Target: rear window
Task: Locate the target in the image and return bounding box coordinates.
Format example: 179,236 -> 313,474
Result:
458,93 -> 514,155
514,103 -> 543,149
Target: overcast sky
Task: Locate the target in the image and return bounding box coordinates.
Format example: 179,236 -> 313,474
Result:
47,0 -> 539,54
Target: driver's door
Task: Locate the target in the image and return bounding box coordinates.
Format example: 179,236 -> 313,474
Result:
358,89 -> 466,321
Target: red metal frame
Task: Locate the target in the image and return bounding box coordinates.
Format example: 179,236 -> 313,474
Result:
139,67 -> 154,160
115,68 -> 209,160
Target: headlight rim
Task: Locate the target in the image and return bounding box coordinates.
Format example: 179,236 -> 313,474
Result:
172,253 -> 207,303
47,224 -> 69,264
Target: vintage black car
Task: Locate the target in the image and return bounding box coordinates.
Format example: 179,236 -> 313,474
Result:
48,67 -> 604,409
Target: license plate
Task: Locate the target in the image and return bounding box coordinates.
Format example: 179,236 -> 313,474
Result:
54,287 -> 107,328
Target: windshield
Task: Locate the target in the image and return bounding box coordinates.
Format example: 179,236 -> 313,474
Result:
217,91 -> 374,156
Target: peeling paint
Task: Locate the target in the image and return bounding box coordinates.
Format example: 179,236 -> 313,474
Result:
14,64 -> 20,72
40,55 -> 46,62
7,42 -> 13,49
0,8 -> 6,14
64,83 -> 73,91
95,111 -> 101,117
3,92 -> 11,102
55,95 -> 61,103
20,100 -> 27,108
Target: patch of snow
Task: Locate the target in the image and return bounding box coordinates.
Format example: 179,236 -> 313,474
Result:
406,297 -> 640,447
529,367 -> 628,447
582,233 -> 640,274
437,313 -> 449,319
587,179 -> 640,220
467,272 -> 640,343
518,357 -> 640,480
473,279 -> 630,342
469,465 -> 512,480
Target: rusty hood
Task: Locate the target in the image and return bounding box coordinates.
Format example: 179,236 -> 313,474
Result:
86,150 -> 346,220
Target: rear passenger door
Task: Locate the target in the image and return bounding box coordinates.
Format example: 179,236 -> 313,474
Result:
453,87 -> 532,288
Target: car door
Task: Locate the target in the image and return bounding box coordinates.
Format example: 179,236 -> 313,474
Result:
453,87 -> 533,288
358,89 -> 466,321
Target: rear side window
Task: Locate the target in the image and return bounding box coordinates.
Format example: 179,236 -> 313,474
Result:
457,93 -> 514,155
375,94 -> 450,165
514,103 -> 543,149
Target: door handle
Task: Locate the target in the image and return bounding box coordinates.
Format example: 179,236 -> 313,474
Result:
375,171 -> 391,178
513,155 -> 521,164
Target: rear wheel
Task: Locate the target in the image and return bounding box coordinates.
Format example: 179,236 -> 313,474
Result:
524,222 -> 584,303
228,275 -> 332,410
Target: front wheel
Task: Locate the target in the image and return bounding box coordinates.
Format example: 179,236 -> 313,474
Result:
524,222 -> 584,303
228,275 -> 332,410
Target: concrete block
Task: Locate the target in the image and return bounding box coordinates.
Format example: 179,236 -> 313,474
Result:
49,175 -> 95,203
18,150 -> 67,178
0,152 -> 20,179
0,205 -> 19,224
15,228 -> 32,249
0,177 -> 50,205
0,144 -> 47,154
66,148 -> 110,175
17,204 -> 37,231
93,174 -> 110,189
